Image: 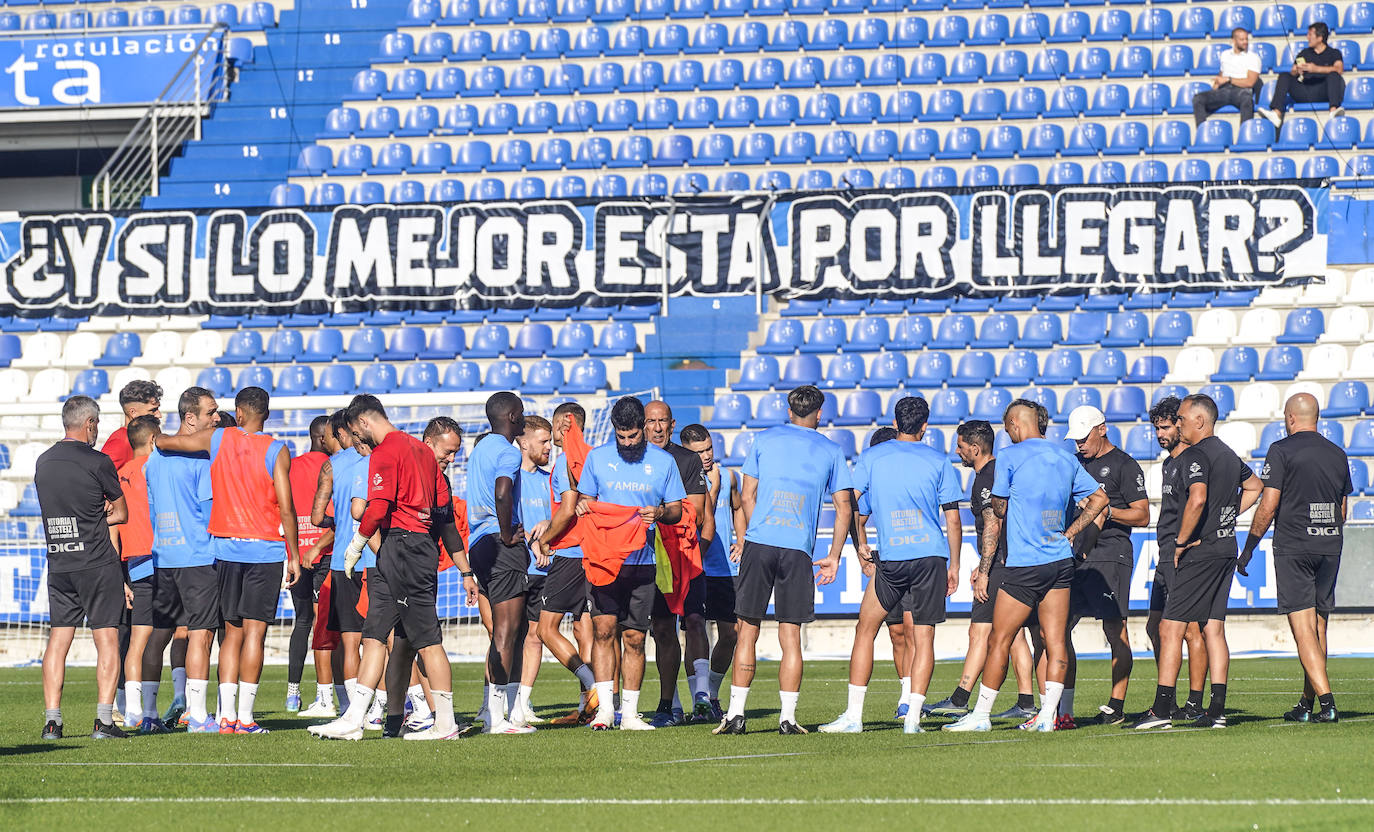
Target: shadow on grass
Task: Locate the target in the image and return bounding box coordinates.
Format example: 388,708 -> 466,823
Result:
0,742 -> 78,758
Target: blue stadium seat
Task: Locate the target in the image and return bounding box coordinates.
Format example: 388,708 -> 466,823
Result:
929,390 -> 970,426
590,322 -> 637,356
969,388 -> 1012,422
503,323 -> 553,358
92,333 -> 141,367
441,361 -> 481,392
1105,387 -> 1147,423
417,327 -> 465,360
1102,311 -> 1148,347
824,355 -> 866,389
707,394 -> 752,429
1069,47 -> 1110,79
950,351 -> 996,387
1009,12 -> 1049,44
735,356 -> 780,391
890,316 -> 931,349
1091,8 -> 1131,40
67,369 -> 109,400
1125,356 -> 1168,385
1302,156 -> 1339,178
996,351 -> 1038,386
884,91 -> 923,124
781,355 -> 823,388
1197,384 -> 1236,419
861,354 -> 908,390
1252,422 -> 1287,459
271,365 -> 312,397
1090,161 -> 1127,183
750,392 -> 790,428
988,50 -> 1028,83
1276,308 -> 1324,344
1019,313 -> 1063,347
1022,124 -> 1066,158
973,314 -> 1018,348
758,320 -> 803,355
1130,160 -> 1168,183
830,392 -> 877,428
261,330 -> 303,363
924,90 -> 963,122
349,182 -> 385,204
521,360 -> 564,394
1216,158 -> 1254,180
1080,350 -> 1127,384
1061,387 -> 1103,417
1124,425 -> 1158,460
1106,120 -> 1147,154
949,53 -> 989,84
481,360 -> 523,390
1152,119 -> 1191,154
1065,123 -> 1108,156
1148,310 -> 1193,347
1006,88 -> 1044,119
465,324 -> 509,358
1276,118 -> 1317,151
215,330 -> 264,365
1062,311 -> 1107,345
1052,10 -> 1090,42
237,366 -> 275,393
1045,84 -> 1086,118
1255,346 -> 1303,381
1037,350 -> 1082,384
910,353 -> 952,387
1211,347 -> 1259,382
930,314 -> 975,349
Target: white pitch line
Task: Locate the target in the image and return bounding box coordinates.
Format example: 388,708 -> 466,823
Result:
2,796 -> 1373,808
0,768 -> 357,774
1269,716 -> 1374,728
653,752 -> 816,765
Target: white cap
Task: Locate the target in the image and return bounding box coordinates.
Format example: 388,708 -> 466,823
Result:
1065,405 -> 1106,441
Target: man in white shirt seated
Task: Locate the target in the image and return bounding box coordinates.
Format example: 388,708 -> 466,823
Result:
1192,27 -> 1263,127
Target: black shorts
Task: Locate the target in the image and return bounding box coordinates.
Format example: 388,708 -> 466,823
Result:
1275,553 -> 1340,616
48,561 -> 125,629
289,563 -> 328,612
969,563 -> 1008,625
156,565 -> 219,631
874,557 -> 947,626
1164,556 -> 1235,624
589,563 -> 656,633
130,574 -> 177,629
1149,555 -> 1173,613
652,574 -> 708,621
469,534 -> 529,605
362,530 -> 443,650
1071,560 -> 1131,620
735,541 -> 816,624
329,569 -> 365,633
217,560 -> 282,624
1000,558 -> 1075,609
525,574 -> 546,622
540,556 -> 589,616
704,575 -> 737,623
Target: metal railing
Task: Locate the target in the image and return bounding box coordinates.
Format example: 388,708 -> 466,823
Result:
90,23 -> 231,211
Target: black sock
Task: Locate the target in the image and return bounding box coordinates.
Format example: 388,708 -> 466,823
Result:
1185,689 -> 1204,707
1152,685 -> 1176,717
1299,696 -> 1314,710
384,714 -> 404,735
1209,683 -> 1227,717
1017,693 -> 1035,710
951,686 -> 971,708
1108,697 -> 1124,713
1318,693 -> 1336,709
657,699 -> 673,713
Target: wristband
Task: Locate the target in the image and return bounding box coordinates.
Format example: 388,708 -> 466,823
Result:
460,571 -> 474,578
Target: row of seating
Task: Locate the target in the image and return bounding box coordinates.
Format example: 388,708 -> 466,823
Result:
348,49 -> 1373,99
63,358 -> 615,400
738,349 -> 1171,389
775,290 -> 1274,317
211,322 -> 639,364
398,0 -> 1369,37
199,303 -> 658,328
0,2 -> 275,29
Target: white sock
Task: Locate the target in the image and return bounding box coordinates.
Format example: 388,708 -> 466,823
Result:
433,689 -> 455,733
335,683 -> 351,712
621,688 -> 641,719
727,685 -> 749,719
845,684 -> 867,720
593,681 -> 615,721
505,682 -> 519,716
218,683 -> 237,720
1059,687 -> 1075,719
488,684 -> 507,724
287,682 -> 301,698
573,663 -> 596,690
376,688 -> 388,710
1042,681 -> 1065,724
237,681 -> 258,726
142,681 -> 159,720
686,675 -> 697,704
693,659 -> 711,699
341,685 -> 373,727
779,690 -> 799,724
315,683 -> 331,705
124,682 -> 142,724
408,684 -> 431,718
187,679 -> 208,722
899,676 -> 912,707
116,689 -> 126,715
973,684 -> 999,716
480,683 -> 491,714
172,667 -> 187,700
709,670 -> 726,700
907,693 -> 926,729
670,686 -> 682,712
516,684 -> 533,716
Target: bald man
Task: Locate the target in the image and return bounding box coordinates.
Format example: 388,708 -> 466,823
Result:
945,400 -> 1108,733
1242,394 -> 1350,723
1135,393 -> 1262,730
643,400 -> 709,726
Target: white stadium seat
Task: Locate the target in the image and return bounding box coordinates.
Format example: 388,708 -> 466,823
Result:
12,333 -> 61,369
1300,345 -> 1348,381
1253,283 -> 1304,308
180,331 -> 223,365
0,369 -> 28,404
1190,309 -> 1237,346
39,414 -> 64,433
1144,462 -> 1162,501
9,442 -> 47,479
1301,269 -> 1346,306
1233,308 -> 1282,346
23,368 -> 68,403
1320,306 -> 1368,344
133,331 -> 184,367
56,332 -> 102,369
154,367 -> 194,404
110,368 -> 153,400
1168,347 -> 1215,384
1347,268 -> 1374,304
1283,381 -> 1324,407
1344,343 -> 1374,380
0,481 -> 19,513
1216,422 -> 1257,459
1232,382 -> 1279,420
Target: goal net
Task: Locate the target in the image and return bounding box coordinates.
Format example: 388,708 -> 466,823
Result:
0,387 -> 657,666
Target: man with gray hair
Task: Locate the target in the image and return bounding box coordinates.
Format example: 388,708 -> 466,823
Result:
36,396 -> 131,740
102,380 -> 163,470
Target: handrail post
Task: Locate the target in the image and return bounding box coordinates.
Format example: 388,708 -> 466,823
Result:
150,110 -> 160,198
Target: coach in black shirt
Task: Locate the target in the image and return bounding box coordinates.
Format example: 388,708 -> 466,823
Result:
1260,21 -> 1345,127
1242,393 -> 1351,723
34,395 -> 131,740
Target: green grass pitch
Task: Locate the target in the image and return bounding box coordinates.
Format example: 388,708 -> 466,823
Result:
2,656 -> 1373,831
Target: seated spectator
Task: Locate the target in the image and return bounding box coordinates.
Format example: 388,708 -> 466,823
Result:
1260,21 -> 1345,126
1192,28 -> 1261,126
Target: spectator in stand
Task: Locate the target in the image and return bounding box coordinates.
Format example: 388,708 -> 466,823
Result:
1260,22 -> 1345,127
1192,28 -> 1262,126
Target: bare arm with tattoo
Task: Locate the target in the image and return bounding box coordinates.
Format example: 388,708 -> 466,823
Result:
1063,487 -> 1109,545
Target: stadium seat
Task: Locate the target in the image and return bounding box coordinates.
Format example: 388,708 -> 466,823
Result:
890,316 -> 932,349
1212,347 -> 1260,382
928,390 -> 969,426
1254,346 -> 1303,381
1036,350 -> 1082,385
910,353 -> 952,388
1326,381 -> 1370,417
1062,311 -> 1108,346
970,388 -> 1012,422
847,318 -> 890,353
950,352 -> 996,388
781,355 -> 823,388
996,351 -> 1038,387
441,361 -> 481,391
1105,387 -> 1147,423
1081,350 -> 1126,384
1125,356 -> 1168,384
859,354 -> 907,390
1102,311 -> 1148,347
735,356 -> 780,391
706,394 -> 751,429
930,315 -> 975,349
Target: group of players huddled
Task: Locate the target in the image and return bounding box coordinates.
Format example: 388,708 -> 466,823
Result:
34,377 -> 1348,740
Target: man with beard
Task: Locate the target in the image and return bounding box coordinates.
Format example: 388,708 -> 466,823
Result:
573,397 -> 686,731
1144,397 -> 1209,721
511,414 -> 555,726
644,400 -> 709,727
717,385 -> 853,736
